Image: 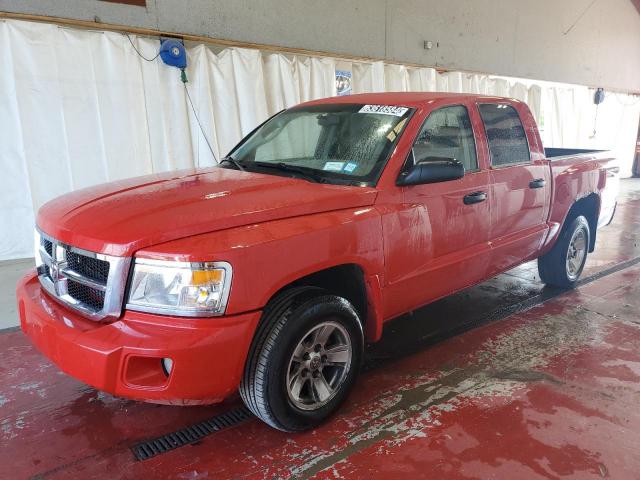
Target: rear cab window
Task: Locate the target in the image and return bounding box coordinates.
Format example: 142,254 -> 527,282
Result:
478,103 -> 530,167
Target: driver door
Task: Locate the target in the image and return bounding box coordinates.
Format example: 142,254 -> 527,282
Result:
383,104 -> 492,318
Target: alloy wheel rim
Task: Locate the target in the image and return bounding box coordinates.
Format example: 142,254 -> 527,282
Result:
286,320 -> 352,411
566,228 -> 587,280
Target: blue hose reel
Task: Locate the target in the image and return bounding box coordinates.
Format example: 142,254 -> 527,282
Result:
160,38 -> 187,70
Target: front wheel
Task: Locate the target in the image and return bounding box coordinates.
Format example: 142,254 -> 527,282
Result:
538,215 -> 590,288
240,287 -> 363,432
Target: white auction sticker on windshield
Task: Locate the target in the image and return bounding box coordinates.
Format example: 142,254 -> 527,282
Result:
323,161 -> 345,171
359,104 -> 409,117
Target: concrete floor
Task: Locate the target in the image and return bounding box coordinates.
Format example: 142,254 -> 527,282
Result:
1,178 -> 640,479
0,258 -> 32,329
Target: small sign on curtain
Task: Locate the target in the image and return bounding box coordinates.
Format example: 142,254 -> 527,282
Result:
336,70 -> 352,96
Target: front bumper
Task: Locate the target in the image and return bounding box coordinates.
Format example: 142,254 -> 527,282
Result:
17,272 -> 261,404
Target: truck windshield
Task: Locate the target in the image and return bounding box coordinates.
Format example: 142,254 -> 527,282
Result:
228,104 -> 413,185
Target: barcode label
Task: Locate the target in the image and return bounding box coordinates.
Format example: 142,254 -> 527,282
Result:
359,105 -> 409,116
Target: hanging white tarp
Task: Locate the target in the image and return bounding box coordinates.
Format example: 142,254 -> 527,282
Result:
0,19 -> 335,259
1,18 -> 638,260
352,61 -> 385,93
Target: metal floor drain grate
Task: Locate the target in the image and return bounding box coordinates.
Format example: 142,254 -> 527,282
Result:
131,406 -> 253,461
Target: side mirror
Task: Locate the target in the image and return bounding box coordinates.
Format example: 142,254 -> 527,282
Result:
397,157 -> 465,186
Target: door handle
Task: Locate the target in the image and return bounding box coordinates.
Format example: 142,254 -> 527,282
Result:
463,191 -> 487,205
529,178 -> 546,189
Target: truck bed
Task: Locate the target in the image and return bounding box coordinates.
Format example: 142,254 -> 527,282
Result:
545,147 -> 606,159
545,148 -> 619,230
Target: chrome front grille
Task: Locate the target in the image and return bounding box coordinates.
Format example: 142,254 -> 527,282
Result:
34,230 -> 131,321
43,238 -> 53,257
66,280 -> 106,311
66,248 -> 111,284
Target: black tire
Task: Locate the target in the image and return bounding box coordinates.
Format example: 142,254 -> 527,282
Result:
239,287 -> 364,432
538,215 -> 590,288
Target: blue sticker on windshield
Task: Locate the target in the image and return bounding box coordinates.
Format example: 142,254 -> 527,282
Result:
344,162 -> 357,173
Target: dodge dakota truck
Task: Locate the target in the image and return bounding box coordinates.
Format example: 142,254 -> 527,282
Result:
17,92 -> 619,432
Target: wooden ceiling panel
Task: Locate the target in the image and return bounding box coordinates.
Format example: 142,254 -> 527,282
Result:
100,0 -> 146,6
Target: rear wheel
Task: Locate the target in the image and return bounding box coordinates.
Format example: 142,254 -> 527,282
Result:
240,287 -> 363,432
538,215 -> 590,288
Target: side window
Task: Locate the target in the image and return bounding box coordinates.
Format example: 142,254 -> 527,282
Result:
411,106 -> 478,172
478,103 -> 530,166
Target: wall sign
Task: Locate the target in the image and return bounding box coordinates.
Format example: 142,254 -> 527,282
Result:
335,70 -> 352,96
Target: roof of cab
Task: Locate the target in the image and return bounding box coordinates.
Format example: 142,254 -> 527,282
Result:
299,91 -> 518,108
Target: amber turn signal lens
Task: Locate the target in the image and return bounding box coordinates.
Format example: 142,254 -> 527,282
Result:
191,269 -> 224,285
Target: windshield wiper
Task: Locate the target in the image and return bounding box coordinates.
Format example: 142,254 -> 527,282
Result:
219,156 -> 246,171
252,162 -> 325,183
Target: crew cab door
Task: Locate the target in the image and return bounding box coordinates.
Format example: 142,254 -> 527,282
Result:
382,104 -> 492,319
477,102 -> 551,274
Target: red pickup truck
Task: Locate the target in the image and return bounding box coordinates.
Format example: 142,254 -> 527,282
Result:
18,93 -> 619,432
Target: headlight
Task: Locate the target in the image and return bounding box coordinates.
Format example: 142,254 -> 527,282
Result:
126,259 -> 232,317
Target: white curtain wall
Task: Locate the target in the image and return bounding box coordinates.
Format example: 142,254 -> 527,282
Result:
1,18 -> 639,260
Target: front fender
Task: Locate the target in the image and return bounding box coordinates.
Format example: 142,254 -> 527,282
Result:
135,207 -> 385,318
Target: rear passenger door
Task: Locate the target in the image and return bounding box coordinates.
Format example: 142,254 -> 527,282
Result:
478,102 -> 551,275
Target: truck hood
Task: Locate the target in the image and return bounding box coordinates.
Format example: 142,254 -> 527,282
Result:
37,168 -> 377,257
